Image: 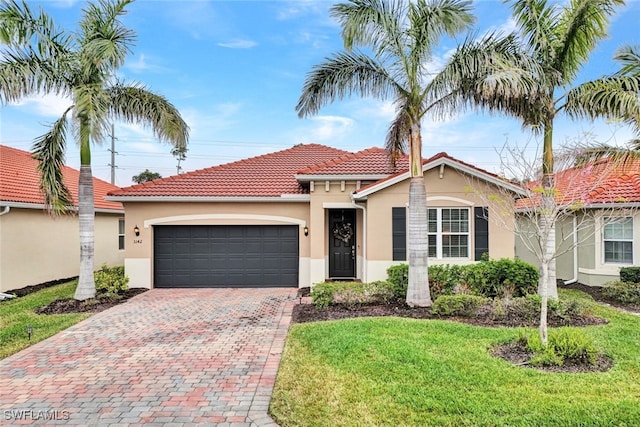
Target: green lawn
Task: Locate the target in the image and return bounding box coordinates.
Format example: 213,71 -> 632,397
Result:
0,280 -> 90,359
271,289 -> 640,426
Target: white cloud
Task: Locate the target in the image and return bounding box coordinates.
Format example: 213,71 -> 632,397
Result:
11,93 -> 72,118
308,115 -> 354,141
217,39 -> 258,49
125,54 -> 170,74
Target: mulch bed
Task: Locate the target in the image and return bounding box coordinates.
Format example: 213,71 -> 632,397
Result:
34,288 -> 148,314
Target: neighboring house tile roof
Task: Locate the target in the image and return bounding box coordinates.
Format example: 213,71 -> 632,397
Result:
108,144 -> 352,198
516,157 -> 640,208
0,144 -> 123,211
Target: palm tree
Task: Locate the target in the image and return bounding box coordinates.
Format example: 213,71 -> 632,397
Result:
296,0 -> 477,307
432,0 -> 640,343
0,0 -> 189,300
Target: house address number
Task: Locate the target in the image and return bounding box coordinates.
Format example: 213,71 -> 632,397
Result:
133,239 -> 143,244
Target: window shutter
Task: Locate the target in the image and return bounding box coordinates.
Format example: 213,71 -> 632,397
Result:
392,207 -> 407,261
474,207 -> 489,260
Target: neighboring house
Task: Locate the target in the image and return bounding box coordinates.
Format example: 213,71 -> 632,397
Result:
0,145 -> 124,293
107,144 -> 525,289
515,158 -> 640,286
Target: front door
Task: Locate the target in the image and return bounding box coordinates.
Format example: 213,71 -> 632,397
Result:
329,209 -> 356,278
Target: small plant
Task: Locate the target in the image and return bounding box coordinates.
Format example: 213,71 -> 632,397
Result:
310,282 -> 339,309
94,264 -> 129,295
519,328 -> 598,367
602,281 -> 640,304
386,264 -> 408,299
620,267 -> 640,284
311,281 -> 395,309
431,294 -> 489,317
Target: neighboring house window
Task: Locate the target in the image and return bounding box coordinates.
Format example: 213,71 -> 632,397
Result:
603,217 -> 633,264
428,208 -> 469,258
118,218 -> 125,250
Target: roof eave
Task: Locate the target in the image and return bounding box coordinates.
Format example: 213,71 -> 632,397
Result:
0,200 -> 123,214
105,194 -> 311,203
295,174 -> 390,182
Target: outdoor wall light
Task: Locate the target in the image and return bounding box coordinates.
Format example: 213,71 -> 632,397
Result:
134,225 -> 140,236
304,226 -> 309,236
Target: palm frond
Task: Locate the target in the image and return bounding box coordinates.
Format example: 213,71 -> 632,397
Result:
509,0 -> 559,63
106,82 -> 189,148
552,0 -> 623,83
74,83 -> 111,144
296,50 -> 400,118
614,44 -> 640,77
385,101 -> 410,164
78,0 -> 135,80
330,0 -> 404,57
32,107 -> 74,215
563,76 -> 640,132
573,143 -> 640,168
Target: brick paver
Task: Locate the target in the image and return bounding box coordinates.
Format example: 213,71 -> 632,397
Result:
1,288 -> 297,426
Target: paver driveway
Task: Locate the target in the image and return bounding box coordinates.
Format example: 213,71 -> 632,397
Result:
1,288 -> 297,426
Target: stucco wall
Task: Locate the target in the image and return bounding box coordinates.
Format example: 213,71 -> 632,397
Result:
121,201 -> 311,288
0,207 -> 124,292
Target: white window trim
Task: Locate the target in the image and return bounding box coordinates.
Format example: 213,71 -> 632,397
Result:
595,212 -> 638,272
118,217 -> 125,251
427,207 -> 471,260
602,215 -> 634,265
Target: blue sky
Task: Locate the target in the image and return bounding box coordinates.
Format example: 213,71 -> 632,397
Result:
1,0 -> 639,186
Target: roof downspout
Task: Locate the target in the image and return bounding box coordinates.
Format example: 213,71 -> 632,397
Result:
0,206 -> 10,216
351,200 -> 367,283
563,215 -> 579,285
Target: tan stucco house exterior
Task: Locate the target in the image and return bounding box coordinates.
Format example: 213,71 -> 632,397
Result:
516,157 -> 640,286
0,145 -> 124,293
107,144 -> 525,289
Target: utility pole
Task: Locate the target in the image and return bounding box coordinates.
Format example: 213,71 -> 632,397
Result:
108,124 -> 117,184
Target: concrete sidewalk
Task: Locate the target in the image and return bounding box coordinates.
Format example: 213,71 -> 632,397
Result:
1,288 -> 297,426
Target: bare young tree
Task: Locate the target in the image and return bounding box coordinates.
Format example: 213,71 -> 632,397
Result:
468,141 -> 635,345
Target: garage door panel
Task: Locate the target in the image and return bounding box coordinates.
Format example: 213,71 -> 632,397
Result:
154,225 -> 298,288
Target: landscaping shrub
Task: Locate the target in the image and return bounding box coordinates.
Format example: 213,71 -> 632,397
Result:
311,281 -> 395,309
431,294 -> 489,317
490,294 -> 590,325
386,264 -> 408,299
619,267 -> 640,284
386,259 -> 538,300
519,328 -> 598,367
94,264 -> 129,295
602,281 -> 640,304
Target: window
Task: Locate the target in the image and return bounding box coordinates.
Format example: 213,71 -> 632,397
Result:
118,218 -> 125,250
428,208 -> 469,258
603,217 -> 633,264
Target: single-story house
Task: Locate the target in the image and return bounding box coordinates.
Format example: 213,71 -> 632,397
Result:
0,145 -> 124,293
107,143 -> 525,289
515,157 -> 640,286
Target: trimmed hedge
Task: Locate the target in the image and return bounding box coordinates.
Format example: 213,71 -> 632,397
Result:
386,258 -> 538,300
620,267 -> 640,284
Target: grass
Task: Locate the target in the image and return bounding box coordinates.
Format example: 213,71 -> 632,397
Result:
270,289 -> 640,426
0,280 -> 90,359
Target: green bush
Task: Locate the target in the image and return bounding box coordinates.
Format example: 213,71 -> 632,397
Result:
386,259 -> 538,300
386,264 -> 408,299
490,294 -> 589,325
602,281 -> 640,304
519,328 -> 598,367
311,281 -> 395,309
431,294 -> 489,317
94,264 -> 129,295
620,267 -> 640,284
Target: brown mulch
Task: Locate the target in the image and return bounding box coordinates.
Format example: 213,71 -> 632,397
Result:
34,288 -> 148,314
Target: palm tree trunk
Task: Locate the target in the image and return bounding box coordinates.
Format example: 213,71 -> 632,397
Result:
540,122 -> 558,300
74,130 -> 96,301
406,123 -> 432,307
539,259 -> 549,346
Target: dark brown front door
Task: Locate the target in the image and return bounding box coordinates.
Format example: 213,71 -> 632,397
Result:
329,209 -> 356,278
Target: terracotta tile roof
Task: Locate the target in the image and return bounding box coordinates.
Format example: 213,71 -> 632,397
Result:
516,157 -> 640,208
109,144 -> 352,198
296,147 -> 408,176
0,145 -> 123,211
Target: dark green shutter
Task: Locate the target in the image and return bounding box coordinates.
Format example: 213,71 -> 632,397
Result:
474,207 -> 489,260
392,207 -> 406,261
